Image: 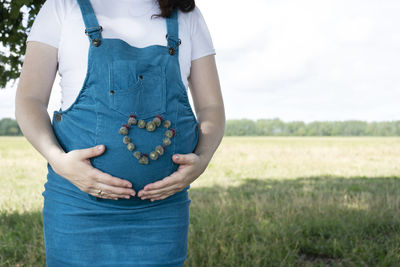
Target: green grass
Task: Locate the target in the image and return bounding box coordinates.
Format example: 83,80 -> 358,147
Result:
1,136 -> 400,266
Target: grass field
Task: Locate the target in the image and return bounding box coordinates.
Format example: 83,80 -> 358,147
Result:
1,136 -> 400,266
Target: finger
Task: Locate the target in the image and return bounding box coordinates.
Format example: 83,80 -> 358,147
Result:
89,184 -> 122,199
142,172 -> 180,191
150,185 -> 186,200
172,153 -> 197,165
77,144 -> 106,159
89,188 -> 118,200
139,184 -> 180,199
144,190 -> 175,201
93,183 -> 134,199
94,192 -> 118,200
149,190 -> 177,201
90,168 -> 135,193
98,182 -> 136,198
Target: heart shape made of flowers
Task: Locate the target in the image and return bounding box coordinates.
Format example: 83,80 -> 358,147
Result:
118,114 -> 176,164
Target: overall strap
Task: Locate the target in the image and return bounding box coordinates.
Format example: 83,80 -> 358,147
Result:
166,8 -> 181,56
76,0 -> 103,47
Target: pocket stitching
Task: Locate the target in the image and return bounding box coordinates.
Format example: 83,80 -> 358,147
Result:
111,60 -> 141,91
109,60 -> 167,119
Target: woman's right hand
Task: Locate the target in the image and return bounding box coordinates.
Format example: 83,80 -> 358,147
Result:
50,144 -> 136,200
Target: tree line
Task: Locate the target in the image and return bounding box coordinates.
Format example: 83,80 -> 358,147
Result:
225,118 -> 400,136
0,118 -> 22,136
1,117 -> 400,136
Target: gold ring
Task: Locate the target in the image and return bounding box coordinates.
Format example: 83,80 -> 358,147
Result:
97,189 -> 102,196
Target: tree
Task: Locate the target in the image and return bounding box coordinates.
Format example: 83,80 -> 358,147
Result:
0,118 -> 22,135
0,0 -> 45,89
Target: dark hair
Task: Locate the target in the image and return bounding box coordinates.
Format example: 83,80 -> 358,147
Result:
152,0 -> 196,18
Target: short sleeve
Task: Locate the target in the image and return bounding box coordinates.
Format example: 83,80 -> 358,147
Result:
190,6 -> 216,61
26,0 -> 66,48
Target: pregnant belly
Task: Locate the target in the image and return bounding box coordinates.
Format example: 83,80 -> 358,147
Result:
92,111 -> 199,191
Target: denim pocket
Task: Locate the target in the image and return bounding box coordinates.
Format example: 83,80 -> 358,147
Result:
109,59 -> 167,119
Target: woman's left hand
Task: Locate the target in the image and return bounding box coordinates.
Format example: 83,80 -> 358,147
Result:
137,153 -> 208,202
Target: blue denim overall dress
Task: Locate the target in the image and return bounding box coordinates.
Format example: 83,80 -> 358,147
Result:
42,0 -> 200,265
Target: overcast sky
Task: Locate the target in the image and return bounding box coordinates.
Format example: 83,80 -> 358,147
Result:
1,0 -> 399,122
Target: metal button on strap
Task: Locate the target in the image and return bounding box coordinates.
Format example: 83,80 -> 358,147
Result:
92,38 -> 101,47
55,113 -> 62,122
85,26 -> 103,47
168,47 -> 176,55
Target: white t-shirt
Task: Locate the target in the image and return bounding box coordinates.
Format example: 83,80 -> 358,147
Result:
26,0 -> 216,111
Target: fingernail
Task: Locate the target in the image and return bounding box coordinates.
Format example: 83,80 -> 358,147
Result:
131,191 -> 136,196
97,145 -> 103,150
175,155 -> 179,159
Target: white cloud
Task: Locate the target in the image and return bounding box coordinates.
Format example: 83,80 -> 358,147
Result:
203,0 -> 400,122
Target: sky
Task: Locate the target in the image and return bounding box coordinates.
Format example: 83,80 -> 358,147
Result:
1,0 -> 399,123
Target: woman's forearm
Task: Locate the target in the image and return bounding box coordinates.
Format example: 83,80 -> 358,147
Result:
193,103 -> 226,166
15,96 -> 65,167
188,55 -> 225,167
15,42 -> 65,169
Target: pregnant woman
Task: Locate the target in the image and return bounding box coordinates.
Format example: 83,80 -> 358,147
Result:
15,0 -> 225,265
